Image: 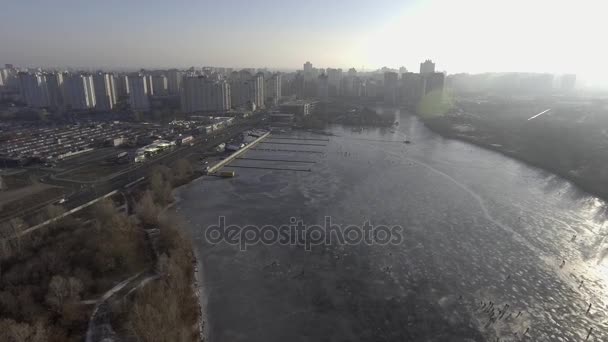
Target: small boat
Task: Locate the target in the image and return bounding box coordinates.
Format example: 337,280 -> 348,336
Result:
404,140 -> 411,144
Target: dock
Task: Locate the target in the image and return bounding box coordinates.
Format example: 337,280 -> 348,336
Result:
206,132 -> 270,174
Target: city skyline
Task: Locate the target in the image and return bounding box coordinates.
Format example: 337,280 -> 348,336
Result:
1,0 -> 606,87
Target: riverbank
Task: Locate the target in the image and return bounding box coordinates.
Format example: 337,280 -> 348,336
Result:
166,130 -> 272,341
171,123 -> 608,341
420,115 -> 608,202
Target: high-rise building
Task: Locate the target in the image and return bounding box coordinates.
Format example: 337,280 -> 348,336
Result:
383,72 -> 399,105
181,76 -> 231,113
317,74 -> 329,100
265,73 -> 281,107
326,68 -> 342,97
64,73 -> 96,110
46,72 -> 65,110
352,77 -> 364,97
18,72 -> 50,108
229,70 -> 264,109
401,72 -> 424,105
93,73 -> 117,110
252,72 -> 265,109
128,75 -> 150,111
303,61 -> 313,74
423,72 -> 445,97
365,79 -> 379,98
115,75 -> 129,97
167,69 -> 183,95
144,75 -> 154,96
152,75 -> 168,95
420,60 -> 435,74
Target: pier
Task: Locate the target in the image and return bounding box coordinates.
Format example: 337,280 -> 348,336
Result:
206,132 -> 270,174
259,141 -> 327,147
236,157 -> 316,164
250,148 -> 324,154
225,165 -> 312,172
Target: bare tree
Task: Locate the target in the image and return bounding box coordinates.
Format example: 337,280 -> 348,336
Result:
45,204 -> 66,228
45,275 -> 83,313
135,191 -> 160,226
174,159 -> 193,182
9,218 -> 26,253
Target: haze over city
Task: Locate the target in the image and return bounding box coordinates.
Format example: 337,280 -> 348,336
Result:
1,0 -> 606,87
3,1 -> 608,341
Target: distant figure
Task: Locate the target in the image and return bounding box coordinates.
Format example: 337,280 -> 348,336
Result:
586,303 -> 592,314
571,234 -> 577,242
560,260 -> 566,268
585,327 -> 593,341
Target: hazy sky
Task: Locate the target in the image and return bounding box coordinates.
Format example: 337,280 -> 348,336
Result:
1,0 -> 606,86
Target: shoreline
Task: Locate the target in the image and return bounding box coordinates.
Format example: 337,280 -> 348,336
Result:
420,118 -> 608,203
169,183 -> 209,342
167,132 -> 271,342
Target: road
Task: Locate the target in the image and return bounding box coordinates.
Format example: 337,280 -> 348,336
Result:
1,117 -> 263,224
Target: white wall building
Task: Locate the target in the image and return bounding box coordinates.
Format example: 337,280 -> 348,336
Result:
64,73 -> 96,110
265,72 -> 281,106
144,75 -> 154,96
181,76 -> 231,113
115,74 -> 130,97
93,73 -> 117,110
229,70 -> 264,109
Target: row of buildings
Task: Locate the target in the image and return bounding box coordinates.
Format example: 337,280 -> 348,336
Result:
288,60 -> 445,106
179,70 -> 281,113
5,69 -> 160,112
1,64 -> 283,114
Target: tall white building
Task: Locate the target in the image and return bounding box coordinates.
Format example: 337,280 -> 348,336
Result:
93,73 -> 117,111
115,74 -> 130,97
167,69 -> 183,95
18,72 -> 50,108
265,73 -> 281,106
252,72 -> 265,109
64,73 -> 96,110
144,75 -> 154,96
229,70 -> 264,110
181,76 -> 230,113
0,69 -> 6,86
128,75 -> 150,111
